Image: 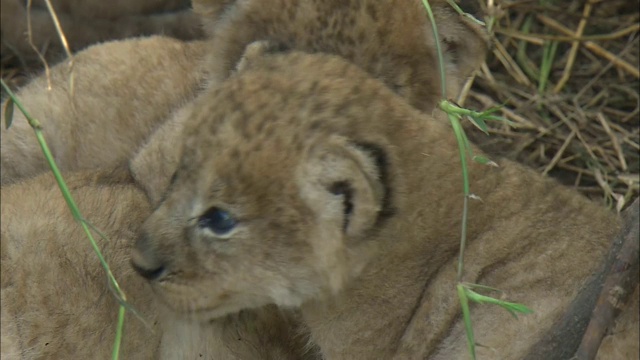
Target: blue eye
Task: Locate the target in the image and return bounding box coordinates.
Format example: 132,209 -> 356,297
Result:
198,207 -> 237,235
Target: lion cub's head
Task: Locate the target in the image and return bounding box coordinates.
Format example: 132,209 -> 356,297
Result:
193,0 -> 488,111
131,50 -> 418,320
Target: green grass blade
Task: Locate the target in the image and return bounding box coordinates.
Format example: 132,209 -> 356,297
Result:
448,114 -> 470,196
112,306 -> 126,360
1,78 -> 126,360
4,97 -> 14,129
516,15 -> 540,81
458,284 -> 477,360
472,155 -> 497,166
420,0 -> 447,98
465,288 -> 534,318
462,282 -> 504,293
538,40 -> 559,94
467,115 -> 490,135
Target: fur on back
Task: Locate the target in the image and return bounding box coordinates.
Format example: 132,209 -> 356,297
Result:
0,36 -> 208,185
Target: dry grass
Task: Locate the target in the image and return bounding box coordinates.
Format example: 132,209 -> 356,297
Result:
2,0 -> 638,210
461,0 -> 639,210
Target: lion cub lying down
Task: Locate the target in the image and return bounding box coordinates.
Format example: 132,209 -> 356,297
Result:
0,35 -> 207,185
131,50 -> 636,359
1,171 -> 160,358
0,171 -> 315,359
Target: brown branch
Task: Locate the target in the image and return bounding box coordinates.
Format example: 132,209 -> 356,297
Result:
495,23 -> 640,43
522,198 -> 639,360
537,14 -> 640,79
574,198 -> 640,360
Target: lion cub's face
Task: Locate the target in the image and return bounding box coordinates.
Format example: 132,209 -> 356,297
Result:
132,51 -> 399,320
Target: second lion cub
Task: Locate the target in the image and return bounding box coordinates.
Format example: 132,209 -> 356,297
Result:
0,36 -> 207,185
195,0 -> 488,111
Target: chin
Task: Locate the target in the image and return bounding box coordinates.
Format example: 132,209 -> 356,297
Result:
167,294 -> 275,322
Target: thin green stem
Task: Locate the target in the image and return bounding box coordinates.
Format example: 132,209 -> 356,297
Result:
538,40 -> 559,95
417,5 -> 531,359
1,79 -> 126,360
457,284 -> 477,360
450,115 -> 470,282
112,306 -> 127,359
1,81 -> 42,129
421,0 -> 447,98
457,196 -> 470,282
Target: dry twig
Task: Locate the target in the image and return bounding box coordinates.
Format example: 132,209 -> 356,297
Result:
575,198 -> 640,359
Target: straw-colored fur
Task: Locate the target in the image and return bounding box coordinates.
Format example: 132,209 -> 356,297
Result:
1,170 -> 161,359
193,0 -> 487,112
0,35 -> 208,185
132,51 -> 634,359
131,0 -> 488,204
3,0 -> 486,190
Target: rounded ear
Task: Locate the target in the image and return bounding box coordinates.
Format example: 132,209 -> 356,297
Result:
235,40 -> 290,72
432,2 -> 489,94
297,136 -> 391,240
129,103 -> 192,206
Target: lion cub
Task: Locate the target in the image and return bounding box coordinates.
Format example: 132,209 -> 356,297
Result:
1,170 -> 316,359
131,0 -> 489,204
3,0 -> 486,189
1,35 -> 208,185
132,50 -> 635,359
1,170 -> 161,358
195,0 -> 488,112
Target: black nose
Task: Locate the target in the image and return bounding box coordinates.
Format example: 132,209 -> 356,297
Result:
131,260 -> 166,281
131,231 -> 166,281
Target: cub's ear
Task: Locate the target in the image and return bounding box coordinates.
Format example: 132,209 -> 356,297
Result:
297,136 -> 390,240
235,40 -> 290,72
192,0 -> 238,36
130,104 -> 192,206
432,1 -> 489,95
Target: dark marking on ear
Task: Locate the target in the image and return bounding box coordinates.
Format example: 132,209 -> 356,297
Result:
329,181 -> 354,231
351,141 -> 396,224
262,40 -> 291,54
248,39 -> 291,58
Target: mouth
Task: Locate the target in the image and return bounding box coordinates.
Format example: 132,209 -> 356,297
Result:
164,299 -> 246,323
185,306 -> 227,323
148,282 -> 236,318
